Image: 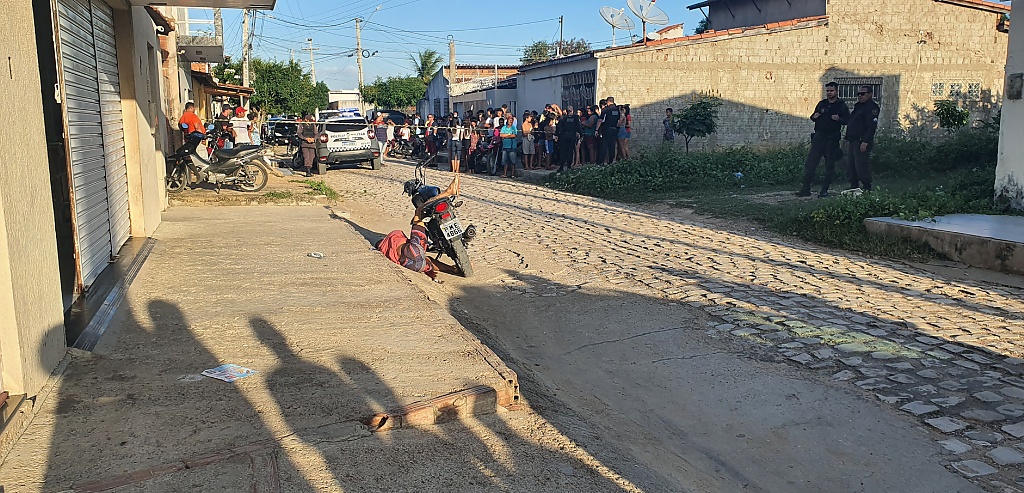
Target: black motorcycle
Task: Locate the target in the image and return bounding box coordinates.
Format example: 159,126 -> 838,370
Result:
403,161 -> 476,277
166,131 -> 269,193
389,139 -> 415,159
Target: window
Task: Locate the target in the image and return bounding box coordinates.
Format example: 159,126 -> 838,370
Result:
561,70 -> 596,111
948,83 -> 963,100
968,83 -> 982,100
933,80 -> 983,102
433,99 -> 441,117
834,77 -> 883,110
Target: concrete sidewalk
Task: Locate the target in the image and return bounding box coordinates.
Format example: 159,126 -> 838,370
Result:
0,207 -> 629,493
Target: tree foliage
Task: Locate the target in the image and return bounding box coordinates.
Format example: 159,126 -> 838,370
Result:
694,17 -> 711,34
410,49 -> 444,85
519,38 -> 591,64
934,99 -> 970,132
670,95 -> 723,152
360,76 -> 426,109
211,57 -> 328,116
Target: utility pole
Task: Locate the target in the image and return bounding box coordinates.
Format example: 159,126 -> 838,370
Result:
557,15 -> 564,57
448,36 -> 456,111
302,38 -> 318,84
241,9 -> 250,108
355,18 -> 364,89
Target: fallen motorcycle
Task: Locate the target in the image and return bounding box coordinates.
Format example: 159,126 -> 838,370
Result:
402,160 -> 476,277
166,131 -> 269,193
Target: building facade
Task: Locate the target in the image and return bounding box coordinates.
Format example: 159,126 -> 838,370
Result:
0,0 -> 269,433
418,65 -> 519,118
518,0 -> 1010,150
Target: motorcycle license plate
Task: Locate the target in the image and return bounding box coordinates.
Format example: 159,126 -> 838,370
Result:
440,218 -> 464,240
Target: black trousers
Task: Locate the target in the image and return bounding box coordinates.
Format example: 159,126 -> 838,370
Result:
601,128 -> 618,164
558,137 -> 577,170
847,140 -> 873,190
801,133 -> 841,193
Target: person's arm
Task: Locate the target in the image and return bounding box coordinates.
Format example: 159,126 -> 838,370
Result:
837,102 -> 850,125
811,102 -> 822,121
862,104 -> 880,146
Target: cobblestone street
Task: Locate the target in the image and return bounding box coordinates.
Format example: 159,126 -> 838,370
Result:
326,162 -> 1024,490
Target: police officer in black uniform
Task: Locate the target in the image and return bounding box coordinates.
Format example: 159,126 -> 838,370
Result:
797,82 -> 850,197
555,108 -> 582,173
845,85 -> 881,192
598,97 -> 620,165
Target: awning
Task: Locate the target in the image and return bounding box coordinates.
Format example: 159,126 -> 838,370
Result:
687,0 -> 716,9
191,71 -> 254,97
144,6 -> 174,35
129,1 -> 276,9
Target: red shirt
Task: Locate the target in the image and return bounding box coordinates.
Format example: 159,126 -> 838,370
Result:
179,111 -> 204,135
377,226 -> 433,274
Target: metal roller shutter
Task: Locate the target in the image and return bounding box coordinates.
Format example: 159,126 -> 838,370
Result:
90,0 -> 130,251
56,0 -> 130,289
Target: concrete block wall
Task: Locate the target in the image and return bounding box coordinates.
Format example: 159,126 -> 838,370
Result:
828,0 -> 1008,135
597,25 -> 830,149
596,0 -> 1008,149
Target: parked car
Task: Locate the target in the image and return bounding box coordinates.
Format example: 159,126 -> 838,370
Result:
267,115 -> 298,147
313,116 -> 381,172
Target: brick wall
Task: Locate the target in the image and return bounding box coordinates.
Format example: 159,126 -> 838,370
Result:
595,0 -> 1008,149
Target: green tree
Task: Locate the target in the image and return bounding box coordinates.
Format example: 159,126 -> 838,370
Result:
409,49 -> 444,85
694,18 -> 711,34
521,40 -> 554,64
211,57 -> 327,116
934,99 -> 970,133
520,38 -> 591,64
360,76 -> 426,109
670,95 -> 723,152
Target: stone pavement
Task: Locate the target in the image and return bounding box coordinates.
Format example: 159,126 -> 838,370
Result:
327,163 -> 1024,490
0,206 -> 642,493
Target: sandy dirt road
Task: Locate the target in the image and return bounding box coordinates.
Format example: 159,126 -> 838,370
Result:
318,160 -> 1024,492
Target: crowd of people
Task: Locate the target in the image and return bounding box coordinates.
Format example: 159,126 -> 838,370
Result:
371,97 -> 634,176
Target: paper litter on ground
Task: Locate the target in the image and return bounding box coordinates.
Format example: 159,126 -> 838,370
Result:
201,364 -> 258,383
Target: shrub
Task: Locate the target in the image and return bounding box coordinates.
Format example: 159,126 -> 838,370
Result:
787,166 -> 996,249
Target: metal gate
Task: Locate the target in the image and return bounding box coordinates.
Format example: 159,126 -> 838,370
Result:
56,0 -> 130,289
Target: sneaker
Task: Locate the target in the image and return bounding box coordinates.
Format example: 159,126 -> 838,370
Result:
794,190 -> 812,197
840,188 -> 863,197
305,170 -> 313,177
818,191 -> 830,198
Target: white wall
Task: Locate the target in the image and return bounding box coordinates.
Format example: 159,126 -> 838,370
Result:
517,57 -> 598,115
996,24 -> 1024,211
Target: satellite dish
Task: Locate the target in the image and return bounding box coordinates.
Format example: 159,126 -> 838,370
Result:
627,0 -> 670,45
646,31 -> 662,41
600,6 -> 635,48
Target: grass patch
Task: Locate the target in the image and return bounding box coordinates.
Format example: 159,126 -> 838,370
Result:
546,129 -> 1005,260
261,190 -> 295,201
290,179 -> 340,201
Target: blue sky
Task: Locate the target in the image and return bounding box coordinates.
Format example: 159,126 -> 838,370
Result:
212,0 -> 706,90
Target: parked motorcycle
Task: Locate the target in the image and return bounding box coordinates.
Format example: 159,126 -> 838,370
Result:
388,139 -> 415,159
402,162 -> 476,277
166,131 -> 269,193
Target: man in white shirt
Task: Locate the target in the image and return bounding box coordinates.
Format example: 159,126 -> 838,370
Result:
229,106 -> 253,145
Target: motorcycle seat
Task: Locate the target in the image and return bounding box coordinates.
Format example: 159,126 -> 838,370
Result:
213,144 -> 261,160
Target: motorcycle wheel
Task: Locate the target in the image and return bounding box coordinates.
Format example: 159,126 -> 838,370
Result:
166,165 -> 189,193
449,237 -> 474,278
237,162 -> 269,192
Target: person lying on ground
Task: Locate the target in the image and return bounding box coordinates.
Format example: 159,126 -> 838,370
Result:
376,172 -> 461,281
